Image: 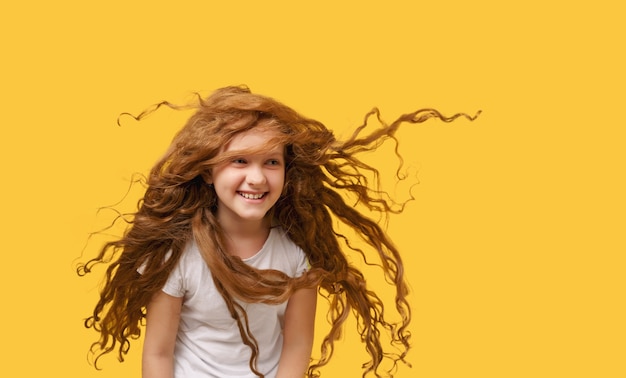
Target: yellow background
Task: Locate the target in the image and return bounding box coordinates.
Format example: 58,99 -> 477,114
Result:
1,1 -> 624,377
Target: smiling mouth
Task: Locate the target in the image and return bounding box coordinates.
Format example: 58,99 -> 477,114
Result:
239,192 -> 266,200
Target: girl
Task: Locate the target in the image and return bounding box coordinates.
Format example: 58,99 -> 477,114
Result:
79,86 -> 478,377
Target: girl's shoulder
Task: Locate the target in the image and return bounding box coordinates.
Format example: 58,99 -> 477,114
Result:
177,239 -> 207,270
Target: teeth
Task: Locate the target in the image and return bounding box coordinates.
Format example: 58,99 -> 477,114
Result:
240,192 -> 265,199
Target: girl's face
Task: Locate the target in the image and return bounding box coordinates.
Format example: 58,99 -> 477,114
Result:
210,127 -> 285,228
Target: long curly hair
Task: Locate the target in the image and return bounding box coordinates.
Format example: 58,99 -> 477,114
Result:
78,85 -> 479,377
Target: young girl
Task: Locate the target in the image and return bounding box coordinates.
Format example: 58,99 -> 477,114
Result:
79,86 -> 478,377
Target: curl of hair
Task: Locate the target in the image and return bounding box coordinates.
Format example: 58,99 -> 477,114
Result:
78,85 -> 480,377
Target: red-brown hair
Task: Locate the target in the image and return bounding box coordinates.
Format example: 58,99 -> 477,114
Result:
78,85 -> 479,377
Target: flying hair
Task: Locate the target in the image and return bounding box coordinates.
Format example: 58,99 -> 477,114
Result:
78,85 -> 480,377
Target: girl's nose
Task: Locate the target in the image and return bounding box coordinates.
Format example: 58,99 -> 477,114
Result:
246,165 -> 267,185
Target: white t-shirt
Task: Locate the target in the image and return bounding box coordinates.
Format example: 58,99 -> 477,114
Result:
161,227 -> 308,378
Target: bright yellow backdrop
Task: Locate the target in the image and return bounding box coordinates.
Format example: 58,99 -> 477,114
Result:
1,1 -> 624,377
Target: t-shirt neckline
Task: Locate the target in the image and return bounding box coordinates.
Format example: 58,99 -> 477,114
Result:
241,227 -> 277,263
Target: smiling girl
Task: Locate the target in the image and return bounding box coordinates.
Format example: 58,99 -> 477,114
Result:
79,86 -> 478,377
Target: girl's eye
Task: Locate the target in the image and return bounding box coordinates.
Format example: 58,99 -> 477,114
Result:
267,159 -> 281,166
233,158 -> 247,164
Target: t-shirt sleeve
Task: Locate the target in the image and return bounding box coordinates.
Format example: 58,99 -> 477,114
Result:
294,245 -> 309,277
137,250 -> 185,298
162,260 -> 185,298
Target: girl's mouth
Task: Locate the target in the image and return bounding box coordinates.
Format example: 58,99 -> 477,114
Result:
239,192 -> 266,200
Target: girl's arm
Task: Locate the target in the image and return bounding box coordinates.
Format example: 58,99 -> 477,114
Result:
276,287 -> 317,378
142,290 -> 183,378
